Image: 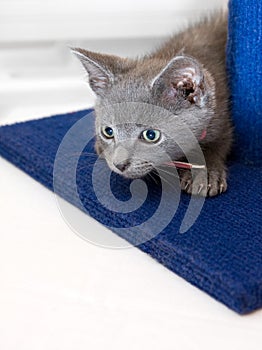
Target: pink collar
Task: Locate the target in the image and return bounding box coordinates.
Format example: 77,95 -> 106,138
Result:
164,129 -> 207,170
199,129 -> 207,141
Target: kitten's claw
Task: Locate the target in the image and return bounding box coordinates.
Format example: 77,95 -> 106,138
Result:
197,184 -> 204,194
219,183 -> 224,194
185,182 -> 190,190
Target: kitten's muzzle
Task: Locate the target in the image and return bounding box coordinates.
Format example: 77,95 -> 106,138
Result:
113,159 -> 131,172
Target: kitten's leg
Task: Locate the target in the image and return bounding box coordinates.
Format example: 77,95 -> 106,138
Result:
180,150 -> 228,197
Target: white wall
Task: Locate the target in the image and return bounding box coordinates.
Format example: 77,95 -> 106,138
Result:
0,0 -> 228,122
0,0 -> 228,42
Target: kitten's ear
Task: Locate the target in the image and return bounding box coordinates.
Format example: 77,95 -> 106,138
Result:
151,55 -> 211,107
71,48 -> 134,96
71,48 -> 114,96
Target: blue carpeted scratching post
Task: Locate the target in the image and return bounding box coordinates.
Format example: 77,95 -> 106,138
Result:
227,0 -> 262,165
0,0 -> 261,314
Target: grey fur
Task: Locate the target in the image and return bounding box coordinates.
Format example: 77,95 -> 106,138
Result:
72,11 -> 232,197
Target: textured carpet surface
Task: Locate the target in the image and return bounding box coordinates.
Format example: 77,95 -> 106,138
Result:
227,0 -> 262,166
0,109 -> 261,314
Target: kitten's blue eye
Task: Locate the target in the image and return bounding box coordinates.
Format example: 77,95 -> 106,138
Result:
102,126 -> 114,139
141,129 -> 161,143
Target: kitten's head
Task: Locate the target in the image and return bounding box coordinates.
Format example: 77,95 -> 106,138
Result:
73,48 -> 215,178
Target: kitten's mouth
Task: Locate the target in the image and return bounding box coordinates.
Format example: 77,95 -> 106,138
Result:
112,163 -> 154,179
111,160 -> 206,179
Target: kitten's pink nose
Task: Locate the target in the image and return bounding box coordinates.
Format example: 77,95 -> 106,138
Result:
114,160 -> 131,172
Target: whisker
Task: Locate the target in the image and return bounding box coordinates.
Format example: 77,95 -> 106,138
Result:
151,169 -> 179,190
154,166 -> 180,179
67,151 -> 99,159
147,172 -> 158,185
77,159 -> 107,172
77,165 -> 97,172
159,175 -> 179,191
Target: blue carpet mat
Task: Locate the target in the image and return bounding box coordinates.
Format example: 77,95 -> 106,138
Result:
0,109 -> 261,314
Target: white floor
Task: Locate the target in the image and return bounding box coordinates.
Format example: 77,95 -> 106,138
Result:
1,37 -> 262,349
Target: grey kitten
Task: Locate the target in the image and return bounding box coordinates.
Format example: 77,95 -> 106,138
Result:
72,11 -> 232,197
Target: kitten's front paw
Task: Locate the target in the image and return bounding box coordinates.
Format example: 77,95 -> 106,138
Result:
180,167 -> 227,197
